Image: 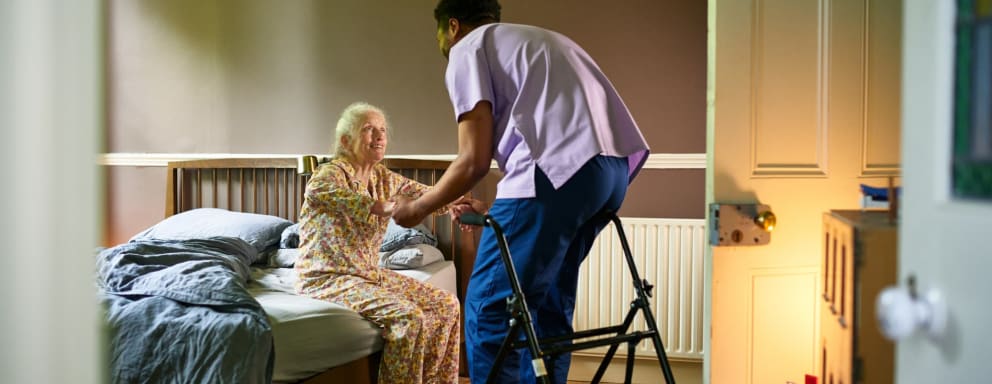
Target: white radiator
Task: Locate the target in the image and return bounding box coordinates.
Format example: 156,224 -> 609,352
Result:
573,217 -> 706,361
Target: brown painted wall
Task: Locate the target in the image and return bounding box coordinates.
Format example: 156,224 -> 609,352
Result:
105,0 -> 706,244
106,166 -> 167,246
504,0 -> 707,154
621,169 -> 706,219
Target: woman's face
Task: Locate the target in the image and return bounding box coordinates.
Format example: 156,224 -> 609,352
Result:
351,111 -> 388,166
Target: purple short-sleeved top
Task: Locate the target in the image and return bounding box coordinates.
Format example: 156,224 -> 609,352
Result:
445,23 -> 650,198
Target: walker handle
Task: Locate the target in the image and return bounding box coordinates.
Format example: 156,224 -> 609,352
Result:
458,213 -> 488,226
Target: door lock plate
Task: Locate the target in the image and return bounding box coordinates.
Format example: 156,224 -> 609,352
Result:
709,203 -> 774,246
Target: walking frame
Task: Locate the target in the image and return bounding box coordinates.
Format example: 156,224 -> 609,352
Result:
460,211 -> 677,384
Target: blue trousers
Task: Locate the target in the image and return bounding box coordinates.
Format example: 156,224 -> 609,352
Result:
464,155 -> 629,384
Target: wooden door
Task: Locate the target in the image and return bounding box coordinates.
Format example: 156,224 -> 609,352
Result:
706,1 -> 902,382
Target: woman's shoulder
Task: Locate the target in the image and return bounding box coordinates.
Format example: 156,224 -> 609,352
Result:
326,157 -> 349,168
306,158 -> 353,187
317,157 -> 350,174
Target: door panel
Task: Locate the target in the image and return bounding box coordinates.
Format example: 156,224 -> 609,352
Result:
863,0 -> 903,176
750,269 -> 819,383
753,0 -> 824,175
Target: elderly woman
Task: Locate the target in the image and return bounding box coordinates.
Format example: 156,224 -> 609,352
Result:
294,102 -> 460,384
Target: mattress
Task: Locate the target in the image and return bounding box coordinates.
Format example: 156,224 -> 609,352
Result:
248,260 -> 457,383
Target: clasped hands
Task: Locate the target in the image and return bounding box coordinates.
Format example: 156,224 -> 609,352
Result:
373,196 -> 487,232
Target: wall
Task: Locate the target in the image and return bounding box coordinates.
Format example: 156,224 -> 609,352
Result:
105,0 -> 707,243
108,0 -> 704,154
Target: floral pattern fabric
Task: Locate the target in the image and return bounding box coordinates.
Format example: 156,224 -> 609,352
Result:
295,158 -> 460,384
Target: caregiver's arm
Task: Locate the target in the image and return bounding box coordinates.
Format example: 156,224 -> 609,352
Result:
391,100 -> 493,227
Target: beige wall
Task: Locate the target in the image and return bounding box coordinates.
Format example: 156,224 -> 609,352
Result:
106,0 -> 706,242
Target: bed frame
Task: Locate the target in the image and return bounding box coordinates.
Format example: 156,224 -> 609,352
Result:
165,156 -> 499,384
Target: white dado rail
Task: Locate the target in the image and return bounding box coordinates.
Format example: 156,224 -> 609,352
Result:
98,153 -> 706,170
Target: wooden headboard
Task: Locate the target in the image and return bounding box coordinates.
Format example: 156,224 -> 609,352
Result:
166,157 -> 308,222
164,156 -> 498,306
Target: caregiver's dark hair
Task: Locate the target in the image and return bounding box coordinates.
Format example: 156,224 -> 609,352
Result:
434,0 -> 501,30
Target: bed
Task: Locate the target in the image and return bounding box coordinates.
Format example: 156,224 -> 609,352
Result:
100,156 -> 499,383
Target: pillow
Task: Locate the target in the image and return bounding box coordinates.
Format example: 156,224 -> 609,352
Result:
130,208 -> 293,255
280,223 -> 300,248
380,219 -> 437,252
265,248 -> 301,268
378,244 -> 444,270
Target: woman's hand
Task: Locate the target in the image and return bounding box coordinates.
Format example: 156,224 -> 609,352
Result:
370,200 -> 396,217
450,196 -> 487,232
391,196 -> 428,227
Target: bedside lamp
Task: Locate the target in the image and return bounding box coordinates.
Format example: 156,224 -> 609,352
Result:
298,155 -> 318,176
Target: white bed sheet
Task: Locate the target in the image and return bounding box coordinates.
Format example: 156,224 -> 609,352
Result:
249,260 -> 457,383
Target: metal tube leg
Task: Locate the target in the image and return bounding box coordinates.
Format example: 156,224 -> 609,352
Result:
624,341 -> 636,384
591,305 -> 640,383
610,214 -> 677,383
484,216 -> 551,384
486,318 -> 521,384
640,305 -> 676,383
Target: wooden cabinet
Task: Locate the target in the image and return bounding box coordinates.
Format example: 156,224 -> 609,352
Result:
820,210 -> 897,384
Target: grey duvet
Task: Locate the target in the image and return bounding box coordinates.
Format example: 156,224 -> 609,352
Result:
97,236 -> 273,384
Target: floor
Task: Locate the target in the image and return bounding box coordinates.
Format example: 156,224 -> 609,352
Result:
458,378 -> 590,384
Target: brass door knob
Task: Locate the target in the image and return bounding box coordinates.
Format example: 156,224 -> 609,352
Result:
754,211 -> 776,232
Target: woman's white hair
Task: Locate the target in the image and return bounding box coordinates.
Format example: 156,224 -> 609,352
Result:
332,101 -> 388,159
